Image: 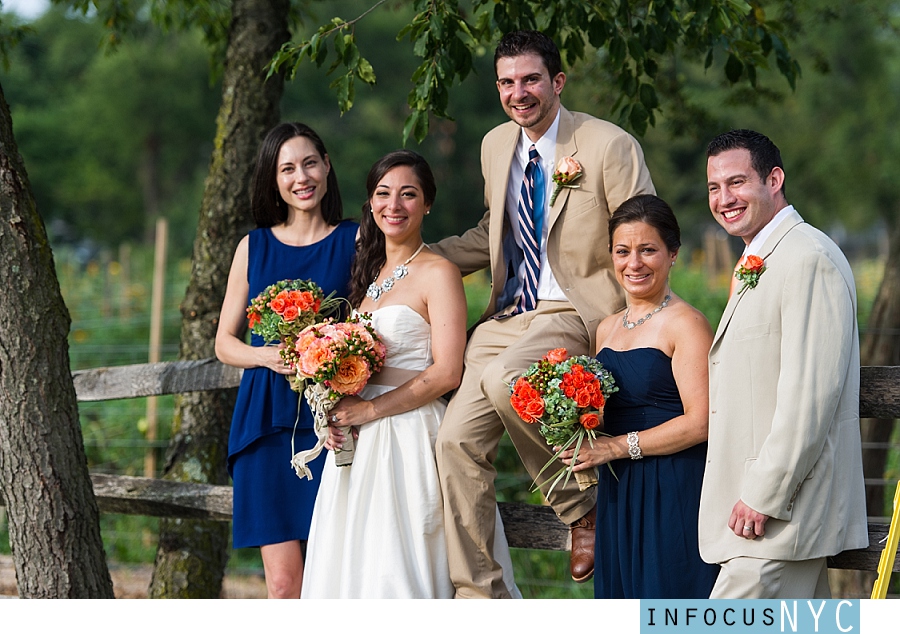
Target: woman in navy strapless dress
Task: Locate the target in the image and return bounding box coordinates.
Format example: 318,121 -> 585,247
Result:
215,123 -> 357,598
559,195 -> 719,598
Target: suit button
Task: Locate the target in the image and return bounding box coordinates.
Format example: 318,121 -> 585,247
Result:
786,503 -> 793,511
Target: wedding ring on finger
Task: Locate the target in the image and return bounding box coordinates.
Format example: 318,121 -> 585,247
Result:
331,415 -> 338,423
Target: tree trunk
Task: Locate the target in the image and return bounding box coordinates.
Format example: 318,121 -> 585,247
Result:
830,219 -> 900,598
0,81 -> 114,599
148,0 -> 289,598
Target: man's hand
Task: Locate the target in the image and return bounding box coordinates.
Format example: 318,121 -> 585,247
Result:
728,499 -> 769,539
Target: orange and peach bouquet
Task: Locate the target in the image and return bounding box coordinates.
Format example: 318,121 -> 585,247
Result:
246,279 -> 342,371
288,315 -> 386,397
510,348 -> 617,493
288,315 -> 386,476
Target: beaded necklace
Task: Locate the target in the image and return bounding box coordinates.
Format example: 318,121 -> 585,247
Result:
366,243 -> 426,302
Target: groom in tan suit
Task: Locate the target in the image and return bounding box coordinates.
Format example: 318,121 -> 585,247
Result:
430,30 -> 654,598
699,129 -> 868,598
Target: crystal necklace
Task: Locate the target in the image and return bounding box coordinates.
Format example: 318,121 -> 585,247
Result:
622,294 -> 671,330
366,242 -> 426,301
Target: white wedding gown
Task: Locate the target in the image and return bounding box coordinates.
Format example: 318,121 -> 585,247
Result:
301,305 -> 521,598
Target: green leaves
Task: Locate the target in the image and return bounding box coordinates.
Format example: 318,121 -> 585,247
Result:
267,11 -> 379,117
277,0 -> 801,141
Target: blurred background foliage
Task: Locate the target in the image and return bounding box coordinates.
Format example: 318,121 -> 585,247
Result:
1,0 -> 899,597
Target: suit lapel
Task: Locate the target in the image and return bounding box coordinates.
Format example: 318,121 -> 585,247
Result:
548,107 -> 578,228
712,210 -> 806,347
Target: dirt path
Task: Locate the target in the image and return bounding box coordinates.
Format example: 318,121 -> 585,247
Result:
0,554 -> 267,598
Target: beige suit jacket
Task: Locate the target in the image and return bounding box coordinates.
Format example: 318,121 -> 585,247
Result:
431,107 -> 655,350
698,209 -> 869,563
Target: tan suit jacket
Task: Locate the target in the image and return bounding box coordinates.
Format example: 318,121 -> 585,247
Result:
699,209 -> 869,564
431,106 -> 655,350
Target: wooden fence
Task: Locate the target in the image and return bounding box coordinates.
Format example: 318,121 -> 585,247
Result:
4,359 -> 899,573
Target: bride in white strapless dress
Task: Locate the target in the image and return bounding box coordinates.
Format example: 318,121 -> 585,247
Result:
301,306 -> 520,598
300,151 -> 520,599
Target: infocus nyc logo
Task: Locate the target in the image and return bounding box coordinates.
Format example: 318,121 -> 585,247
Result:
640,600 -> 860,633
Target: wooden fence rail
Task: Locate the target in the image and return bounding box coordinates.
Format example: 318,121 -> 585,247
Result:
2,360 -> 897,573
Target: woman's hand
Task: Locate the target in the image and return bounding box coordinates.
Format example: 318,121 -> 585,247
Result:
256,345 -> 293,374
328,396 -> 375,427
324,424 -> 358,451
556,435 -> 626,471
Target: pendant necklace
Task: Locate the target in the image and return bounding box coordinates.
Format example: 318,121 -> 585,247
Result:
622,294 -> 671,330
366,242 -> 426,301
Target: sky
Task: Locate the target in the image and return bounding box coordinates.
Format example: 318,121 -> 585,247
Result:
2,0 -> 49,20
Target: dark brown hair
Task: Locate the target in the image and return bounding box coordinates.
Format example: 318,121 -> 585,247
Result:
707,128 -> 787,198
348,150 -> 436,307
250,122 -> 343,227
494,30 -> 562,78
609,195 -> 681,254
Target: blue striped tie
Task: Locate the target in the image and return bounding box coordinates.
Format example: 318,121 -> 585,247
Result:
515,145 -> 544,314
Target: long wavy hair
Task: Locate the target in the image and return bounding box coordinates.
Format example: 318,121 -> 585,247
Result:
249,122 -> 343,228
348,150 -> 436,308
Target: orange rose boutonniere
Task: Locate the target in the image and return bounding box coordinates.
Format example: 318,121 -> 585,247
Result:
735,254 -> 767,295
549,157 -> 583,205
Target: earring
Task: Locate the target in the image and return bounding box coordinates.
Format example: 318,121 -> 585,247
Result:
425,209 -> 431,215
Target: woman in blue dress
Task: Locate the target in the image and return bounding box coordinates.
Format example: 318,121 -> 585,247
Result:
559,194 -> 720,598
215,122 -> 357,598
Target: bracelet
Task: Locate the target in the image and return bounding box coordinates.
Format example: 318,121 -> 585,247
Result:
627,431 -> 643,460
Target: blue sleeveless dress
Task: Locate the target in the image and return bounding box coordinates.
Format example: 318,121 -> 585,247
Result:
594,347 -> 719,598
228,220 -> 357,549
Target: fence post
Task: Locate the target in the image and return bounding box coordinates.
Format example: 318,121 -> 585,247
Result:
145,218 -> 168,478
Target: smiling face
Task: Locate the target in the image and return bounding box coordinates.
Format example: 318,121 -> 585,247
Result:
495,53 -> 565,141
370,165 -> 429,241
611,221 -> 677,301
275,135 -> 330,216
707,148 -> 785,245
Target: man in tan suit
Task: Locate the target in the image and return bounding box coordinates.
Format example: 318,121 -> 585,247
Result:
699,129 -> 868,598
430,30 -> 654,598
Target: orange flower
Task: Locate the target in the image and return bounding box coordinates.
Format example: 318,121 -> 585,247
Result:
523,397 -> 545,422
511,377 -> 545,423
580,412 -> 600,430
543,348 -> 568,364
247,311 -> 261,329
282,305 -> 299,322
296,337 -> 335,378
329,355 -> 371,395
742,254 -> 765,273
296,290 -> 318,311
574,388 -> 593,408
269,297 -> 286,315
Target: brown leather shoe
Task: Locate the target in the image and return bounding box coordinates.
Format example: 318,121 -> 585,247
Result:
570,505 -> 596,583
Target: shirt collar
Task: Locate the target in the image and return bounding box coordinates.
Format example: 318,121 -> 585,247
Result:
518,109 -> 560,163
745,204 -> 795,256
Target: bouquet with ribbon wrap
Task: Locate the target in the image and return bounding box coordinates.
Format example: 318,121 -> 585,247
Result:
287,315 -> 386,476
510,348 -> 617,494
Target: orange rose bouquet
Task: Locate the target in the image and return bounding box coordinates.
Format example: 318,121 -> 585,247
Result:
510,348 -> 617,493
288,314 -> 386,475
246,279 -> 343,375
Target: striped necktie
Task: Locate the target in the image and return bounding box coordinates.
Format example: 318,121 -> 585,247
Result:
514,145 -> 544,314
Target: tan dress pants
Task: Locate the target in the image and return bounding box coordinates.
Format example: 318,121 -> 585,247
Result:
435,301 -> 596,598
710,556 -> 831,599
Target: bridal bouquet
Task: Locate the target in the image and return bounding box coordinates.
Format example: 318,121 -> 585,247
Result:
246,279 -> 343,376
287,315 -> 386,476
510,348 -> 617,494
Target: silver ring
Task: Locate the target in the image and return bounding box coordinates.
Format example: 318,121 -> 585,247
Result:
743,525 -> 752,531
331,415 -> 338,422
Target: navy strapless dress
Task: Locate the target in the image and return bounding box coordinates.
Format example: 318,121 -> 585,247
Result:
594,347 -> 719,598
228,221 -> 357,549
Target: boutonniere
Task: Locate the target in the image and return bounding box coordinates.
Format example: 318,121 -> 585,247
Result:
549,157 -> 583,205
735,254 -> 767,294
